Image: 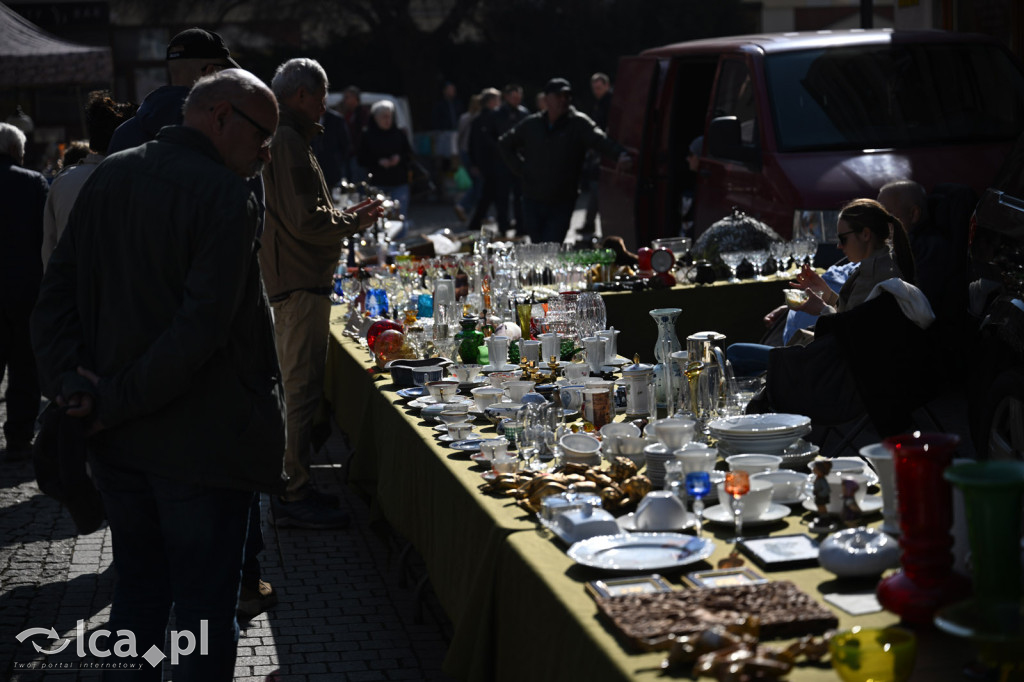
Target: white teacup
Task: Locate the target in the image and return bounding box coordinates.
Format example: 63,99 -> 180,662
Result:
451,364 -> 483,384
492,452 -> 518,474
716,478 -> 774,520
752,470 -> 807,503
447,422 -> 474,440
519,339 -> 542,365
558,385 -> 586,412
563,362 -> 589,382
600,422 -> 642,441
470,386 -> 504,411
584,336 -> 606,373
438,409 -> 470,425
479,438 -> 508,461
674,444 -> 718,474
486,335 -> 509,367
726,453 -> 783,475
635,491 -> 689,530
426,380 -> 460,402
505,380 -> 536,402
538,332 -> 560,363
654,417 -> 695,450
819,473 -> 869,514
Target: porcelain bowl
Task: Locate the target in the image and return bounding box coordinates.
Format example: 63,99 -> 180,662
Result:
560,433 -> 601,459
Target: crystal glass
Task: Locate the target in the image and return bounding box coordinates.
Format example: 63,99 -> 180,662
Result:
664,460 -> 685,498
686,471 -> 712,538
724,470 -> 751,543
770,241 -> 790,275
720,251 -> 743,282
576,292 -> 607,341
748,249 -> 770,280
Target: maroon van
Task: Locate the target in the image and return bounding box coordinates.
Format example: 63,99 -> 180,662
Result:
600,29 -> 1024,249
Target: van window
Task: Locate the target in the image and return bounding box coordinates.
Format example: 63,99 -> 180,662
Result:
765,43 -> 1024,152
711,59 -> 759,148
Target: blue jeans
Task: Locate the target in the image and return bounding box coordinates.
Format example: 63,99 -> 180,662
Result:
90,456 -> 252,682
380,184 -> 411,217
727,342 -> 772,377
522,196 -> 576,244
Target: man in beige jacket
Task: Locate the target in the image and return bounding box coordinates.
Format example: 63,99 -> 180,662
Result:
261,58 -> 382,528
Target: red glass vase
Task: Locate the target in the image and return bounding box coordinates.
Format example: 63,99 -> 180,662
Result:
876,432 -> 971,624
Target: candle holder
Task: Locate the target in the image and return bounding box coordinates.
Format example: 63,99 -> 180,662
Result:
876,432 -> 971,625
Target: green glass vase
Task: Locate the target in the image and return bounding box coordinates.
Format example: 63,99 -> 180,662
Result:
456,316 -> 484,364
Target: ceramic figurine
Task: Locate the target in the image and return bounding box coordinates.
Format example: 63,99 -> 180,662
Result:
809,460 -> 837,534
840,477 -> 862,527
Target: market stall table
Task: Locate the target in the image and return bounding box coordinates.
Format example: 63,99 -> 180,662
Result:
324,311 -> 974,681
599,275 -> 791,360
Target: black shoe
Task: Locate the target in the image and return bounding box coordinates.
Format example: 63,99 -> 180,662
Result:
3,441 -> 32,462
272,495 -> 350,529
237,579 -> 279,620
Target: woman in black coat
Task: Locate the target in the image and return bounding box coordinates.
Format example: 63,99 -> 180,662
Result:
357,100 -> 412,212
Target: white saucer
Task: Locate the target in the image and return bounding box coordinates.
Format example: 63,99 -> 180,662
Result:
617,511 -> 695,533
469,453 -> 492,464
702,502 -> 791,526
439,432 -> 474,443
605,356 -> 630,367
433,424 -> 450,432
802,496 -> 883,514
481,363 -> 519,372
451,439 -> 486,452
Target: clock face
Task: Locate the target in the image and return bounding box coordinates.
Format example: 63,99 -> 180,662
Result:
650,247 -> 675,274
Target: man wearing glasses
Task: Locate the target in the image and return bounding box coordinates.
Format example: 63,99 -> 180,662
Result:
107,28 -> 281,622
261,58 -> 383,529
32,69 -> 284,680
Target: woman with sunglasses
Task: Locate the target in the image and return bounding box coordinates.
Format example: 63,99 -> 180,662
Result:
793,198 -> 916,316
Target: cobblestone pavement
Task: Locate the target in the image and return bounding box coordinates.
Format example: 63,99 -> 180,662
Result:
1,377 -> 455,682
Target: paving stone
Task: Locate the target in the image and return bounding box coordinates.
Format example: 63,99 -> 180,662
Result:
1,397 -> 454,682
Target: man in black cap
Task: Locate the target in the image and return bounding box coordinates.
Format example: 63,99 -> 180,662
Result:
107,28 -> 239,154
498,77 -> 630,243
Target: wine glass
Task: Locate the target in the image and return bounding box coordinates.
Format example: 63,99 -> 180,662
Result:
748,249 -> 770,280
720,251 -> 743,282
770,241 -> 790,276
724,470 -> 751,543
685,471 -> 712,537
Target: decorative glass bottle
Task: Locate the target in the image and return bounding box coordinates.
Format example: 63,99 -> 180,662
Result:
456,315 -> 484,364
649,308 -> 682,408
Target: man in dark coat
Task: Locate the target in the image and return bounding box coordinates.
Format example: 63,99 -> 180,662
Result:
0,122 -> 47,460
494,84 -> 530,233
32,70 -> 285,680
581,72 -> 614,234
499,77 -> 630,243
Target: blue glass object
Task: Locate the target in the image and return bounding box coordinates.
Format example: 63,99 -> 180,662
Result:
365,288 -> 389,317
417,293 -> 434,318
686,471 -> 712,538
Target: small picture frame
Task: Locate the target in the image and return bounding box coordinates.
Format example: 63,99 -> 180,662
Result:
683,567 -> 768,589
586,574 -> 674,600
738,533 -> 821,571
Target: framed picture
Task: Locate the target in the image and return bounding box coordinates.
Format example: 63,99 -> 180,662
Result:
683,567 -> 768,589
738,533 -> 821,571
586,574 -> 674,600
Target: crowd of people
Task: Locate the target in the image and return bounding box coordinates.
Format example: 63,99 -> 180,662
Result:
0,22 -> 637,678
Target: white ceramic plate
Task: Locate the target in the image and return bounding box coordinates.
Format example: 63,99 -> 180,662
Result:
713,427 -> 812,455
802,495 -> 883,514
409,395 -> 474,410
481,363 -> 520,372
708,413 -> 811,434
616,511 -> 695,533
567,533 -> 715,572
702,502 -> 791,526
396,387 -> 426,400
439,432 -> 475,443
450,439 -> 486,452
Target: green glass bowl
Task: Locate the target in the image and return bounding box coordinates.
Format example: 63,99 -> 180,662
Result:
829,626 -> 917,682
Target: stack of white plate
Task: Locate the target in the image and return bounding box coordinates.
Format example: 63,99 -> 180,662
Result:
708,413 -> 811,455
643,443 -> 675,488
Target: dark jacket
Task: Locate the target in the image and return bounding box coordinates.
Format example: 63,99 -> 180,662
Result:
311,108 -> 351,189
468,107 -> 502,173
0,155 -> 48,302
31,126 -> 287,494
106,85 -> 189,155
498,106 -> 625,203
495,102 -> 530,136
357,119 -> 412,188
